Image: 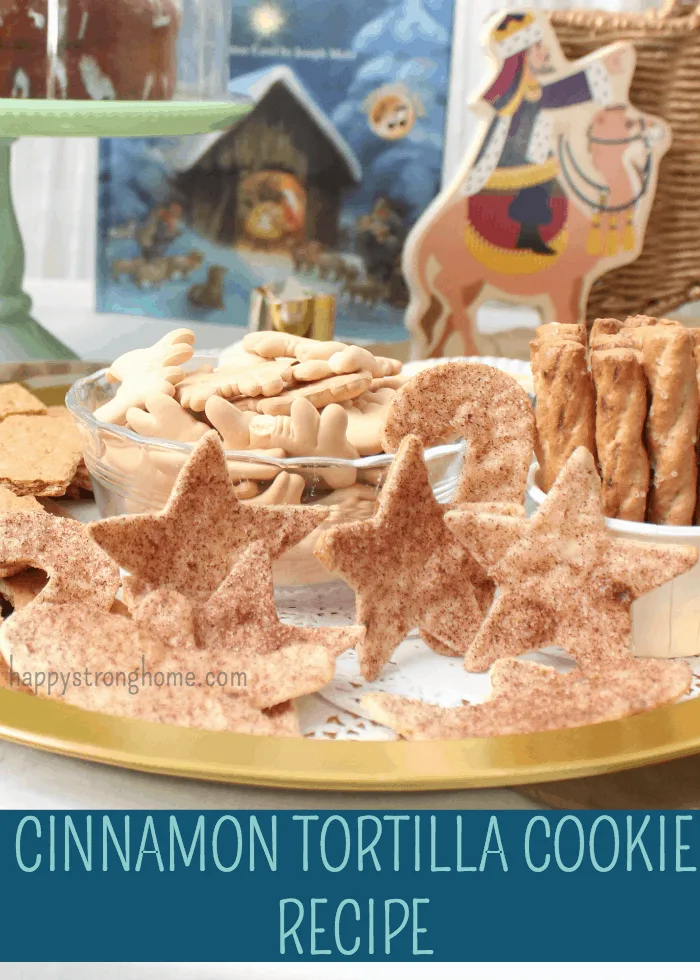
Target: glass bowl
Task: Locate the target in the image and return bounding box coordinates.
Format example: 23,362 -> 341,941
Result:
67,365 -> 465,586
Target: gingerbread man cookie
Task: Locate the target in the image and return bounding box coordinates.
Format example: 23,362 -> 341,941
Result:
105,328 -> 195,384
249,400 -> 358,489
178,360 -> 295,413
126,393 -> 210,443
95,367 -> 187,426
344,388 -> 395,456
245,473 -> 306,505
204,395 -> 254,450
256,371 -> 373,417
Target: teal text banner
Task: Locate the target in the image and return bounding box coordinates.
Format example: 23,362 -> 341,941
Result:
0,810 -> 696,961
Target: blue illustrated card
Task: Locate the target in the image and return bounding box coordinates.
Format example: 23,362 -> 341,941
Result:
96,0 -> 456,345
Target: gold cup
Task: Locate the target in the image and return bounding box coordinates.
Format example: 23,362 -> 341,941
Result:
249,279 -> 336,341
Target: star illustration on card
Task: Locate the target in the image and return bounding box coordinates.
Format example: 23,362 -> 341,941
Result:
446,447 -> 699,672
195,542 -> 364,708
314,434 -> 494,681
88,431 -> 327,603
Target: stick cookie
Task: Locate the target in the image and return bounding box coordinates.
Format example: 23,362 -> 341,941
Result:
588,317 -> 623,348
591,348 -> 650,522
530,322 -> 587,380
532,340 -> 596,492
624,324 -> 698,525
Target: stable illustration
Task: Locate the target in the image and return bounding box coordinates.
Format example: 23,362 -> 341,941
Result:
97,0 -> 456,345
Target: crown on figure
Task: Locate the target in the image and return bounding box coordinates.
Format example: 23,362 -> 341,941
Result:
491,12 -> 543,58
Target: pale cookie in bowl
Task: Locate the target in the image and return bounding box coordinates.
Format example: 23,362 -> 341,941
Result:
326,346 -> 401,378
249,400 -> 358,489
205,395 -> 255,450
126,392 -> 210,443
246,473 -> 306,506
344,389 -> 395,456
95,367 -> 187,426
178,360 -> 295,412
105,328 -> 195,384
256,371 -> 373,416
241,333 -> 345,362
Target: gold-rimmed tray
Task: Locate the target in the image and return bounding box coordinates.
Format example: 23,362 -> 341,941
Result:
3,686 -> 700,791
2,358 -> 700,792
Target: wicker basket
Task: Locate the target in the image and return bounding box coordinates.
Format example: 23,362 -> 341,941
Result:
550,0 -> 700,323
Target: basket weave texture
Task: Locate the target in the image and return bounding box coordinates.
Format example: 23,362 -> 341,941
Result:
550,0 -> 700,323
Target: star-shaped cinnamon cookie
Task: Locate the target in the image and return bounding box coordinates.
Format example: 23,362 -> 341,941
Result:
194,542 -> 363,708
364,657 -> 692,739
88,431 -> 327,604
314,434 -> 494,681
446,447 -> 698,672
0,598 -> 299,736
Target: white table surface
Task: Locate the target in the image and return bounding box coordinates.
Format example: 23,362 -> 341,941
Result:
0,280 -> 543,811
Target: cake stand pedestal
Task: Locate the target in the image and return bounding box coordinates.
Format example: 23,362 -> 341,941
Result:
0,98 -> 251,360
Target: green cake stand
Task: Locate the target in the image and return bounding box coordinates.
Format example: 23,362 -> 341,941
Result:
0,98 -> 251,360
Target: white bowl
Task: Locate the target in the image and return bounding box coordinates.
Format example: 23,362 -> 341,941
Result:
527,463 -> 700,659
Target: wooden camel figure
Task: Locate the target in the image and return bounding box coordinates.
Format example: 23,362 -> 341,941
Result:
403,9 -> 671,357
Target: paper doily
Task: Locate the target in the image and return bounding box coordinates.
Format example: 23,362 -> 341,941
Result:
297,695 -> 395,741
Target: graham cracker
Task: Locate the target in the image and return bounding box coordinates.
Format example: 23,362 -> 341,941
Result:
0,383 -> 46,422
0,414 -> 83,496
